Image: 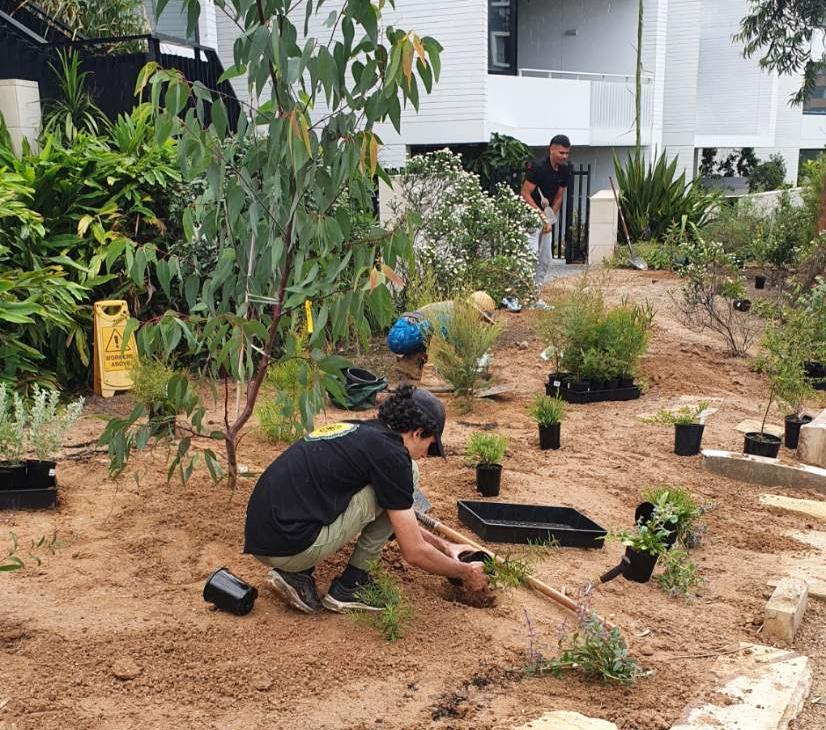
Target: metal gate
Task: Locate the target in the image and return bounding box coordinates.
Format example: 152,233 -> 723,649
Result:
551,163 -> 591,264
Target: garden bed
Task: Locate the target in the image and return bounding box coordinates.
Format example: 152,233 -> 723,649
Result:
1,270 -> 825,730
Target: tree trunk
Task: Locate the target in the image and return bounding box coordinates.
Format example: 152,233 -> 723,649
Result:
818,173 -> 826,234
635,0 -> 643,154
225,433 -> 239,490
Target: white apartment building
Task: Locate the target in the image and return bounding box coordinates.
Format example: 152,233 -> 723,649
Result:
150,0 -> 826,191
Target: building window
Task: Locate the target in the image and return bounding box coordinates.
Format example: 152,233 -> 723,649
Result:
488,0 -> 517,75
803,73 -> 826,115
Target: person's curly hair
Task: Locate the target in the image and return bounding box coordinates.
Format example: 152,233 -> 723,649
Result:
378,384 -> 438,436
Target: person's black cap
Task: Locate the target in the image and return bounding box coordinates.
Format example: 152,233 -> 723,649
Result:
411,387 -> 446,457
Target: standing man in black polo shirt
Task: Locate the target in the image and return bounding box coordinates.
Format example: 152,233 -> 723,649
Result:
244,384 -> 491,614
521,134 -> 573,305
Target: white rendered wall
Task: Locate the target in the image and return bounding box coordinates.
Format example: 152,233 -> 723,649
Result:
801,115 -> 826,151
0,79 -> 41,155
143,0 -> 192,40
516,0 -> 638,75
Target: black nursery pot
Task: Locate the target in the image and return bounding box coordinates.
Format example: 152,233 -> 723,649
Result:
0,462 -> 27,491
733,299 -> 751,312
755,275 -> 766,289
606,378 -> 620,390
743,431 -> 782,458
569,380 -> 590,393
622,546 -> 660,583
203,567 -> 258,616
674,423 -> 704,456
448,550 -> 490,586
25,459 -> 56,490
475,464 -> 502,497
618,376 -> 635,389
784,415 -> 813,450
590,380 -> 606,391
538,423 -> 561,451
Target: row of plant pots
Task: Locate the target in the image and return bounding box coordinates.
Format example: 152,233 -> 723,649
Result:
548,371 -> 635,394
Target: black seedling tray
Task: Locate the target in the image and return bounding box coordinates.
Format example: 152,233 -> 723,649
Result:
548,383 -> 641,403
457,500 -> 606,548
0,485 -> 57,510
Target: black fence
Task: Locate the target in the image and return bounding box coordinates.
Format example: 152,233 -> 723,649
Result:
553,163 -> 591,264
0,2 -> 240,129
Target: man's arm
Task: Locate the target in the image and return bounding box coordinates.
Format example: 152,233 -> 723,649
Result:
388,508 -> 490,592
420,528 -> 478,561
521,180 -> 551,233
551,185 -> 565,216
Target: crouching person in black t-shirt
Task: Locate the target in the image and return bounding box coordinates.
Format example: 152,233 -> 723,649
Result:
243,384 -> 491,614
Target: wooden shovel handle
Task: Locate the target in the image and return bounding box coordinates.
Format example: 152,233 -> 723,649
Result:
416,512 -> 611,624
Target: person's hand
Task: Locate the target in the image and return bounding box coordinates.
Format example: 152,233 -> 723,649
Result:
461,562 -> 492,594
542,220 -> 552,234
445,542 -> 478,561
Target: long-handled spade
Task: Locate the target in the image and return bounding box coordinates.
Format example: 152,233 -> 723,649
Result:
609,175 -> 648,271
412,489 -> 613,627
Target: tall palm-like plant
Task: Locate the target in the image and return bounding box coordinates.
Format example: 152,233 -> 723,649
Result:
42,51 -> 108,142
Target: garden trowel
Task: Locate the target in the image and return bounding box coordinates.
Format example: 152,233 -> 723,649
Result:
609,176 -> 648,271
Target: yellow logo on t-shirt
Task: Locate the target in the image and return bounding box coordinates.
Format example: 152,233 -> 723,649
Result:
305,422 -> 359,441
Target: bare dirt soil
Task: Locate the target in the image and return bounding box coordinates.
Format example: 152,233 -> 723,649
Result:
2,269 -> 825,730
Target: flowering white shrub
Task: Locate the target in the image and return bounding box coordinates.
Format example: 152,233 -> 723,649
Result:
392,149 -> 538,304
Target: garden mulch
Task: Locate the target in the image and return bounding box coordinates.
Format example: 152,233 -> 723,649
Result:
1,269 -> 825,730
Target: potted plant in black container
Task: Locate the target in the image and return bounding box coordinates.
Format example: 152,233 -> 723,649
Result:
465,432 -> 508,497
0,384 -> 27,491
528,394 -> 566,450
26,386 -> 84,489
752,317 -> 816,455
642,401 -> 710,456
605,517 -> 669,583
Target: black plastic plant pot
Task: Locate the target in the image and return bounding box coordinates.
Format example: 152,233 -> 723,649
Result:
674,423 -> 704,456
203,567 -> 258,616
0,463 -> 27,491
733,299 -> 751,312
25,460 -> 56,490
622,546 -> 659,583
475,464 -> 502,497
755,275 -> 766,289
805,361 -> 826,379
606,378 -> 620,390
618,376 -> 634,389
743,431 -> 782,459
345,367 -> 380,385
784,415 -> 813,450
538,423 -> 561,451
569,381 -> 590,393
448,550 -> 490,586
590,380 -> 606,391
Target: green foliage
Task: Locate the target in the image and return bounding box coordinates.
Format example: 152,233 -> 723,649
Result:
354,562 -> 414,642
1,530 -> 67,572
465,133 -> 532,193
655,548 -> 702,597
465,431 -> 508,466
642,486 -> 711,548
430,301 -> 503,405
700,198 -> 768,257
609,238 -> 681,271
675,234 -> 760,356
528,394 -> 566,427
42,51 -> 108,143
483,553 -> 531,590
0,383 -> 27,464
641,401 -> 710,426
36,0 -> 148,40
613,150 -> 719,241
256,331 -> 323,444
526,598 -> 642,685
748,153 -> 787,192
0,103 -> 182,388
103,0 -> 443,487
27,386 -> 84,460
537,283 -> 653,381
606,519 -> 669,557
394,149 -> 538,305
130,358 -> 184,435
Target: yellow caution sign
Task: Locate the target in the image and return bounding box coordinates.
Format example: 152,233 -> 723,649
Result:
93,300 -> 137,398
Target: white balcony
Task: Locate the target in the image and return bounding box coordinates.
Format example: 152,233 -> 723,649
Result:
486,70 -> 653,147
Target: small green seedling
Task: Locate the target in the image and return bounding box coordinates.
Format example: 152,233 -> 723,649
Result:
641,400 -> 711,426
353,562 -> 414,642
483,553 -> 531,590
465,432 -> 508,466
528,394 -> 566,427
655,548 -> 702,597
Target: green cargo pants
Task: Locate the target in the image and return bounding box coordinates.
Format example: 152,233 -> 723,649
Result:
254,461 -> 419,573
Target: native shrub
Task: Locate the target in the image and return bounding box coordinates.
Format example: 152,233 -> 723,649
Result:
392,149 -> 538,305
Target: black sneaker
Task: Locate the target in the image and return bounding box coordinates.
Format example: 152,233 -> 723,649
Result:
322,577 -> 383,614
265,568 -> 322,614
